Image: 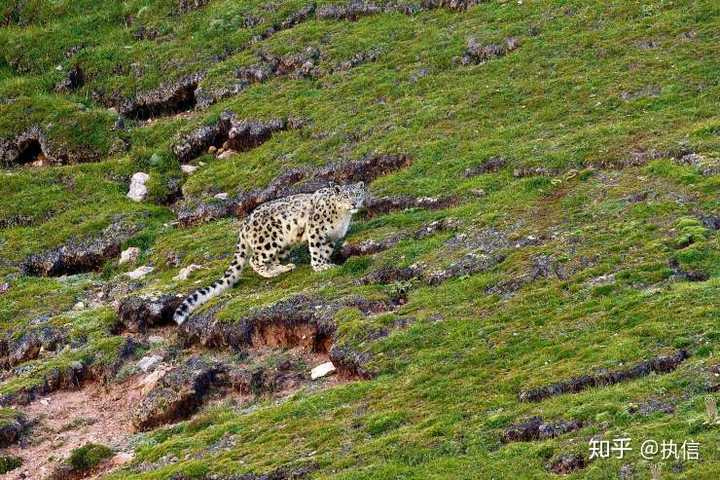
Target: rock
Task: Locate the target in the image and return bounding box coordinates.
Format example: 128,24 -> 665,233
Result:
208,145 -> 217,154
127,172 -> 150,202
173,264 -> 202,281
214,192 -> 229,200
217,150 -> 236,159
72,301 -> 85,311
119,73 -> 203,120
132,357 -> 222,431
180,164 -> 198,174
310,362 -> 336,380
118,247 -> 140,265
125,265 -> 153,280
464,156 -> 507,177
137,355 -> 163,373
501,416 -> 583,443
116,294 -> 183,333
0,325 -> 67,369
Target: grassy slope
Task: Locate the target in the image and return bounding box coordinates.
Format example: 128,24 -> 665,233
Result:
2,0 -> 720,478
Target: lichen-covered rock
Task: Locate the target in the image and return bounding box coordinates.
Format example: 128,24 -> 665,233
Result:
127,172 -> 150,202
501,416 -> 583,443
20,222 -> 136,276
363,195 -> 458,217
131,357 -> 222,431
426,253 -> 504,285
116,294 -> 184,333
547,453 -> 587,474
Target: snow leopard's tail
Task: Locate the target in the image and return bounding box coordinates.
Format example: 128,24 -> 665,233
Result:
174,239 -> 249,325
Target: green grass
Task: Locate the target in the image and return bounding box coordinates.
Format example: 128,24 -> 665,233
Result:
2,0 -> 720,478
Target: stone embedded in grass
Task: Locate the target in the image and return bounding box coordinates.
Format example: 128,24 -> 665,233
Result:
334,48 -> 382,72
363,195 -> 458,218
118,247 -> 140,265
310,361 -> 337,380
519,349 -> 689,402
125,265 -> 153,280
173,263 -> 202,281
547,453 -> 587,474
131,357 -> 223,431
501,416 -> 583,443
127,172 -> 150,202
20,222 -> 136,276
116,294 -> 184,333
668,257 -> 709,282
177,0 -> 210,14
461,37 -> 520,65
180,164 -> 198,174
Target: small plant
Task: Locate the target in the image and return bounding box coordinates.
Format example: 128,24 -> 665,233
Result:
68,443 -> 113,471
0,455 -> 22,474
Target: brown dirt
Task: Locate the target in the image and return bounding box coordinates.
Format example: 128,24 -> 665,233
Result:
4,376 -> 145,479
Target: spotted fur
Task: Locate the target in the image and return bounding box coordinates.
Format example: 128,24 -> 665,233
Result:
173,182 -> 367,325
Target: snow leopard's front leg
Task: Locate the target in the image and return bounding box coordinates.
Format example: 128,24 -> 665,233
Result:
308,224 -> 335,272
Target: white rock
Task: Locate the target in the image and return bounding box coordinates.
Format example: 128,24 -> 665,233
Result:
72,301 -> 85,311
214,192 -> 229,200
181,164 -> 198,174
140,364 -> 171,395
173,264 -> 202,281
310,361 -> 336,380
125,265 -> 154,280
137,354 -> 163,373
218,150 -> 237,160
127,172 -> 150,202
119,247 -> 140,265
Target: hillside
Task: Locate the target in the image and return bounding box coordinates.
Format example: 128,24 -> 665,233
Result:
2,0 -> 720,478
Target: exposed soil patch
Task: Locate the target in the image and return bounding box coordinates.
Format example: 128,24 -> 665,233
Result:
628,398 -> 675,416
461,37 -> 520,65
120,73 -> 204,120
668,258 -> 709,282
501,416 -> 583,443
512,166 -> 560,178
174,153 -> 413,226
426,253 -> 504,285
177,0 -> 210,14
115,294 -> 185,333
20,222 -> 137,277
519,349 -> 689,402
173,111 -> 301,163
547,453 -> 587,474
259,4 -> 316,39
3,376 -> 145,480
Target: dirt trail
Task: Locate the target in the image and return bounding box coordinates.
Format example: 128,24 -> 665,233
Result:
4,376 -> 144,479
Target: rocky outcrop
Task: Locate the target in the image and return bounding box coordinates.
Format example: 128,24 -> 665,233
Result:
54,65 -> 84,93
131,357 -> 223,431
120,73 -> 204,120
0,325 -> 67,369
172,111 -> 300,163
363,195 -> 458,217
519,350 -> 689,402
547,453 -> 587,474
20,222 -> 136,276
